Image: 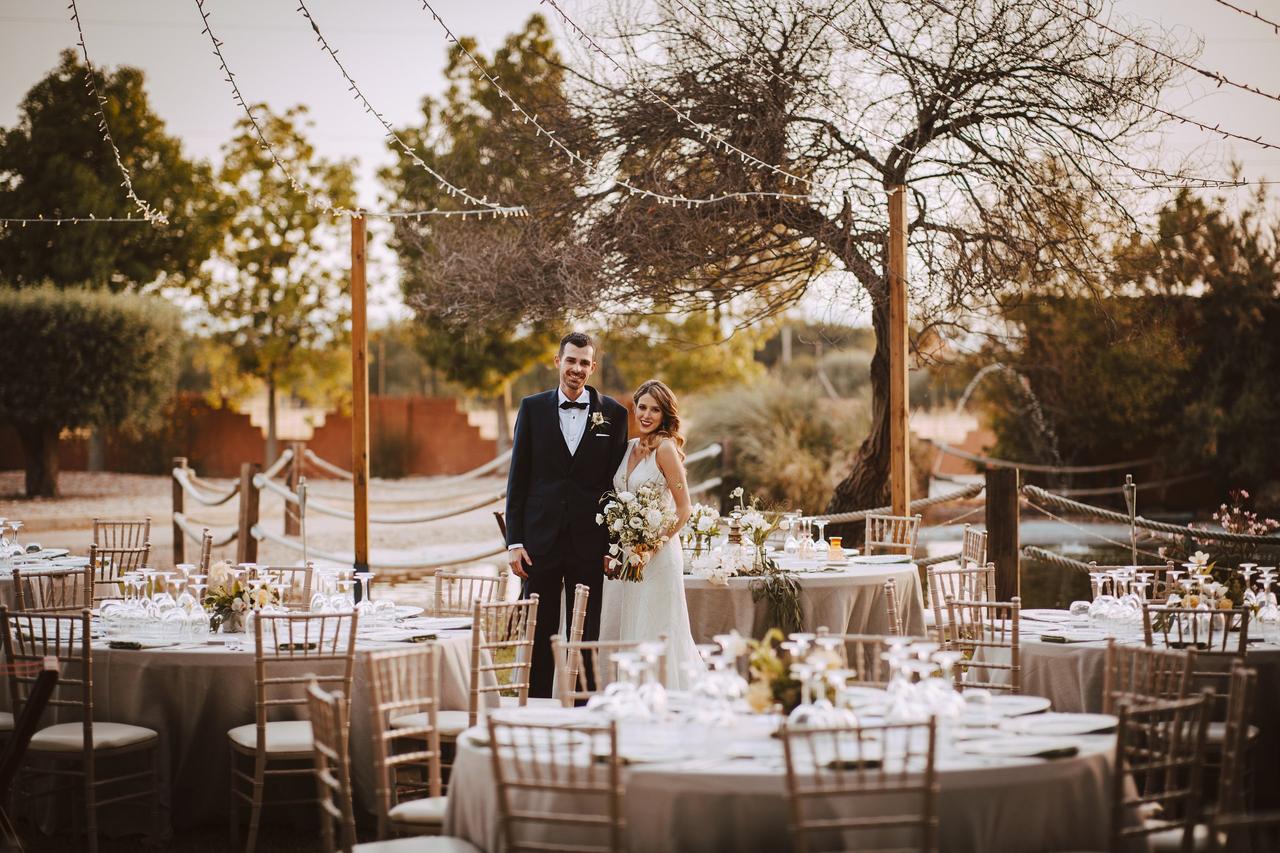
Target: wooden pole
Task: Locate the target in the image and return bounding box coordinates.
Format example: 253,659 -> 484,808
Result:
236,461 -> 261,564
887,185 -> 911,517
351,214 -> 371,578
172,457 -> 187,564
284,441 -> 304,536
986,467 -> 1020,600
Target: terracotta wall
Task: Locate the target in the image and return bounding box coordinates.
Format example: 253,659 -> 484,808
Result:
0,394 -> 496,479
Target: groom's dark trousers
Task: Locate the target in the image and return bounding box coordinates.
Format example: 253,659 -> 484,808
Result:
522,528 -> 603,698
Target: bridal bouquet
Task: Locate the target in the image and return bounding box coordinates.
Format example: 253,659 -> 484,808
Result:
598,482 -> 676,583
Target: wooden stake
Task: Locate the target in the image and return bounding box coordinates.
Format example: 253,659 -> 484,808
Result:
172,456 -> 187,564
284,441 -> 304,536
351,215 -> 370,576
986,467 -> 1020,600
236,461 -> 260,564
887,185 -> 911,517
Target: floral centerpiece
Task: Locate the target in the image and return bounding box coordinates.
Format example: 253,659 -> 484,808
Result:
598,481 -> 677,583
204,560 -> 282,632
684,503 -> 721,557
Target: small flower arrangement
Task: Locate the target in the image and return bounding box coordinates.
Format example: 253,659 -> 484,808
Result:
590,412 -> 609,430
597,481 -> 676,582
684,503 -> 721,556
204,560 -> 282,632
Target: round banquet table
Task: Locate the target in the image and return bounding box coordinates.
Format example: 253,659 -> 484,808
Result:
444,709 -> 1125,853
28,623 -> 489,835
990,615 -> 1280,806
682,558 -> 927,643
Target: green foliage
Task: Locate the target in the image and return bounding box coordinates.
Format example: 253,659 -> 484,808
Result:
599,310 -> 764,395
0,285 -> 180,429
689,376 -> 869,512
0,50 -> 227,290
0,286 -> 181,495
385,14 -> 581,395
369,321 -> 438,396
983,190 -> 1280,494
192,105 -> 356,406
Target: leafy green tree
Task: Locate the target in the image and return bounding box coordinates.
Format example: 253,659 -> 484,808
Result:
192,105 -> 356,462
384,14 -> 590,446
0,49 -> 226,290
598,310 -> 764,396
0,286 -> 181,497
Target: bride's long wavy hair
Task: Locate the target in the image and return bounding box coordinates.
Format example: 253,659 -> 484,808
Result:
633,379 -> 686,460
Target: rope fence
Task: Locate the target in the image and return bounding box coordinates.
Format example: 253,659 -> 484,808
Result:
250,524 -> 506,571
252,472 -> 505,523
928,441 -> 1153,474
172,512 -> 237,547
172,467 -> 241,507
811,483 -> 985,524
1021,545 -> 1097,572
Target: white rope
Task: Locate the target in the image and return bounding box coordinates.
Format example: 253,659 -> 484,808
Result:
253,473 -> 505,523
301,447 -> 510,491
173,512 -> 237,546
172,468 -> 240,506
684,443 -> 723,466
688,477 -> 723,496
250,524 -> 505,570
262,449 -> 294,480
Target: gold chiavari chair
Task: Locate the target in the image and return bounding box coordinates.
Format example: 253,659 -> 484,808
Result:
883,578 -> 904,636
551,584 -> 592,703
1110,693 -> 1212,853
308,681 -> 480,853
958,524 -> 988,569
199,528 -> 214,574
926,563 -> 996,647
552,636 -> 669,707
864,513 -> 922,558
431,570 -> 510,617
780,718 -> 939,853
1216,665 -> 1257,817
1101,639 -> 1194,714
945,596 -> 1021,693
367,645 -> 448,838
487,716 -> 624,853
0,608 -> 159,853
391,596 -> 539,743
1211,811 -> 1280,853
89,516 -> 150,605
228,611 -> 358,853
260,564 -> 315,610
11,565 -> 92,613
813,629 -> 896,687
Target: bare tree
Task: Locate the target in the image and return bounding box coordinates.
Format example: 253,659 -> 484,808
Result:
561,0 -> 1188,517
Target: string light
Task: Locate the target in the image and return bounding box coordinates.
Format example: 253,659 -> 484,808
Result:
293,0 -> 526,218
1209,0 -> 1280,34
0,215 -> 149,226
1048,0 -> 1280,105
411,0 -> 816,209
68,0 -> 168,226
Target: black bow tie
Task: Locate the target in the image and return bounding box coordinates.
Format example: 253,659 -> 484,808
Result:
559,399 -> 588,410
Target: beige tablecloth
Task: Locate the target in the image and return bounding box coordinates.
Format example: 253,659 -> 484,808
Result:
683,562 -> 926,642
57,629 -> 481,832
445,713 -> 1122,853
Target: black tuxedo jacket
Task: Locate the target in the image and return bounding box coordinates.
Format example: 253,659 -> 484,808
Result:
505,386 -> 630,560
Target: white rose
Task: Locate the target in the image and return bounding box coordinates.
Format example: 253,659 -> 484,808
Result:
619,491 -> 636,504
611,519 -> 624,532
645,509 -> 663,529
231,597 -> 246,613
595,513 -> 605,526
696,516 -> 714,533
629,517 -> 644,530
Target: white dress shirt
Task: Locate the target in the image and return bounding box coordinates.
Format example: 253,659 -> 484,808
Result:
509,387 -> 591,552
557,387 -> 589,455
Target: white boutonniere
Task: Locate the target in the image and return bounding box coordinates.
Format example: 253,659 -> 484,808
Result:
590,412 -> 609,430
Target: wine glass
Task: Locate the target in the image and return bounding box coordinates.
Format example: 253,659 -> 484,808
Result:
7,521 -> 23,552
813,519 -> 828,556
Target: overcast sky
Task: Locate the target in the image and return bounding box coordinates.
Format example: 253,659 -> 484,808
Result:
3,0 -> 1279,324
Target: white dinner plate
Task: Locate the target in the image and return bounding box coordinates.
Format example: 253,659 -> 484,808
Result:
956,736 -> 1081,759
847,554 -> 912,565
1001,713 -> 1118,736
51,556 -> 91,568
960,693 -> 1052,722
394,605 -> 425,619
404,617 -> 472,632
1020,609 -> 1075,623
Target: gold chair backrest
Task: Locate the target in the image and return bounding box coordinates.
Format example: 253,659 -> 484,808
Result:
367,644 -> 444,838
945,596 -> 1021,693
864,513 -> 922,558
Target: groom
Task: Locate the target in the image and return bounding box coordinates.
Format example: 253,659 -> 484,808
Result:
505,332 -> 630,697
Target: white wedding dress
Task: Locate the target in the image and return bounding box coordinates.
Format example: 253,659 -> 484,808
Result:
599,440 -> 704,690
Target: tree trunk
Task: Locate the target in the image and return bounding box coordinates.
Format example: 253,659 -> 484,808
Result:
266,376 -> 278,466
494,383 -> 512,452
87,427 -> 105,472
17,423 -> 60,498
826,294 -> 892,543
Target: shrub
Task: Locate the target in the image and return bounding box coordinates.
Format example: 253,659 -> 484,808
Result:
0,285 -> 181,496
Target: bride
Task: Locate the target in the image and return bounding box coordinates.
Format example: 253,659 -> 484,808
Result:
600,379 -> 704,689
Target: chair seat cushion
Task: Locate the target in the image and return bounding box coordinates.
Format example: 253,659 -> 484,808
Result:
29,721 -> 157,753
1206,721 -> 1260,744
1147,822 -> 1212,853
227,720 -> 314,754
389,795 -> 448,826
391,710 -> 471,738
0,711 -> 12,732
355,836 -> 481,853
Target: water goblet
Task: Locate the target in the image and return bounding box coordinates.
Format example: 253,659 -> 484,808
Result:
812,519 -> 828,555
7,521 -> 23,552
